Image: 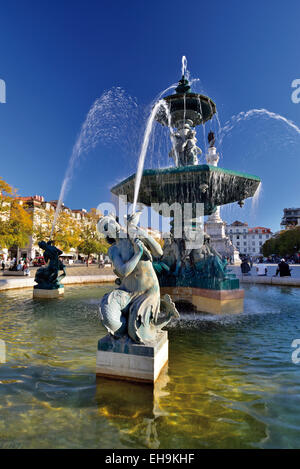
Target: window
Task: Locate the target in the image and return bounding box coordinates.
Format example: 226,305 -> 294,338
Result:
259,234 -> 262,239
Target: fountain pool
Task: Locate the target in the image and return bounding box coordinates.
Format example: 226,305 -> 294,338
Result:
0,284 -> 300,449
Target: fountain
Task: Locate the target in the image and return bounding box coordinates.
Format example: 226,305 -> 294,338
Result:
111,66 -> 261,315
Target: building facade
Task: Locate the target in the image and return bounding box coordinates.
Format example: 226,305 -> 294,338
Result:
281,208 -> 300,229
225,221 -> 272,257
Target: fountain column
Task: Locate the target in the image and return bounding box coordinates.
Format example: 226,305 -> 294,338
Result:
205,144 -> 241,264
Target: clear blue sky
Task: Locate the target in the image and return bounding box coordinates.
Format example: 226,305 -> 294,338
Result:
1,0 -> 300,232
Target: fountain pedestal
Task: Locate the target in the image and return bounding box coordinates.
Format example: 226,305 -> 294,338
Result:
205,146 -> 241,265
160,286 -> 244,314
96,331 -> 168,383
33,287 -> 64,298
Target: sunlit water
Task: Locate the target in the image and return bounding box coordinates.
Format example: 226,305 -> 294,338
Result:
0,284 -> 300,449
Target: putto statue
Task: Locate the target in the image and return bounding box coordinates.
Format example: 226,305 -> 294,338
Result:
169,119 -> 202,166
34,240 -> 66,290
97,213 -> 179,345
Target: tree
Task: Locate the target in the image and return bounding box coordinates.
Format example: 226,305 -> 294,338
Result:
0,178 -> 32,250
262,227 -> 300,258
77,210 -> 109,265
34,209 -> 82,253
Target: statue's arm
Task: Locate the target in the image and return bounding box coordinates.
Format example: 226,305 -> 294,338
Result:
110,242 -> 143,278
140,232 -> 163,258
128,224 -> 163,258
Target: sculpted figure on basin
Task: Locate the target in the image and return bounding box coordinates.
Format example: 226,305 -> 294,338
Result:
97,213 -> 179,345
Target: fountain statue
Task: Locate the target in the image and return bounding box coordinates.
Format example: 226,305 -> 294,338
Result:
98,213 -> 179,344
33,240 -> 66,298
111,69 -> 261,314
169,120 -> 202,166
96,213 -> 179,383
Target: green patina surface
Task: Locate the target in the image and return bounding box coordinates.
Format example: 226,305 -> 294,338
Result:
111,164 -> 261,216
112,164 -> 260,191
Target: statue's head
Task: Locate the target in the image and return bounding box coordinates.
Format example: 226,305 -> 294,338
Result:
38,241 -> 47,250
97,214 -> 121,243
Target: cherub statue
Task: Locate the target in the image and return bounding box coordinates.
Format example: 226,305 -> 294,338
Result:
169,120 -> 202,166
97,213 -> 179,345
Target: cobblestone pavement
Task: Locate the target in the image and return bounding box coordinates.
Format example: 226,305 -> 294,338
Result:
3,263 -> 300,280
1,264 -> 114,279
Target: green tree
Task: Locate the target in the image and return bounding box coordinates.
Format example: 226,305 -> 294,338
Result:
77,210 -> 109,265
34,209 -> 82,253
0,178 -> 32,250
262,227 -> 300,258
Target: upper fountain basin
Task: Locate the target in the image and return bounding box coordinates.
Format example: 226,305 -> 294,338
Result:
156,93 -> 217,127
111,165 -> 261,216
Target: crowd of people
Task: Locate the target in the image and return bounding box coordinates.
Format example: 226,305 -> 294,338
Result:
240,257 -> 292,277
1,257 -> 31,275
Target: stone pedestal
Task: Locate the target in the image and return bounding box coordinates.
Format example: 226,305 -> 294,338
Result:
205,146 -> 240,265
33,287 -> 64,298
161,286 -> 244,314
96,331 -> 168,383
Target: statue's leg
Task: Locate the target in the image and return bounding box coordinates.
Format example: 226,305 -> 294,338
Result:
99,289 -> 132,338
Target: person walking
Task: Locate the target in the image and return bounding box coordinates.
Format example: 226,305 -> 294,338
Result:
1,259 -> 5,271
256,259 -> 267,276
275,259 -> 291,277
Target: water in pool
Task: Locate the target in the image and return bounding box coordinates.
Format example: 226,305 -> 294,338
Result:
0,284 -> 300,449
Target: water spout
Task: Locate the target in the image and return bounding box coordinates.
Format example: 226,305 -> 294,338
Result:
132,100 -> 171,214
219,108 -> 300,146
182,56 -> 187,77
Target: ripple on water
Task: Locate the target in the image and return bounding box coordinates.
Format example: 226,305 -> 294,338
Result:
1,284 -> 300,448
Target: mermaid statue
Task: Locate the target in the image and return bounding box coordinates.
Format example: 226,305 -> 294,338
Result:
97,213 -> 179,345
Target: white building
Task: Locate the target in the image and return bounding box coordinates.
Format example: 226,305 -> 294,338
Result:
281,208 -> 300,229
225,221 -> 272,257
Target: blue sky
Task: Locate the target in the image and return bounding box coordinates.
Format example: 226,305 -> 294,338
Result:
0,0 -> 300,232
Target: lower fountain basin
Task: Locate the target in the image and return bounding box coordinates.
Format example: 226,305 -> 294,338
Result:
111,164 -> 261,216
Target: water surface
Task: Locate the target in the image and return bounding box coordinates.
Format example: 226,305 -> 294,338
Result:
0,284 -> 300,449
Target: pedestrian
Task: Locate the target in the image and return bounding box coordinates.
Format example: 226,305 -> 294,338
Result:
23,259 -> 30,276
1,259 -> 5,271
275,258 -> 291,277
256,259 -> 267,276
98,253 -> 104,269
241,258 -> 251,275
